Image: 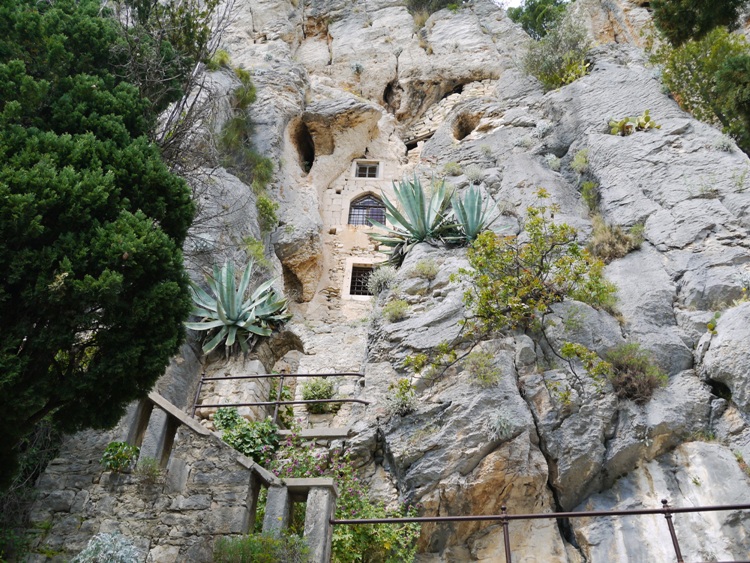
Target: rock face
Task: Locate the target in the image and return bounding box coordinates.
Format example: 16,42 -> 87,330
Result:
27,0 -> 750,561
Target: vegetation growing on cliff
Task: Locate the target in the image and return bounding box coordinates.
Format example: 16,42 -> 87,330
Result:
507,0 -> 570,40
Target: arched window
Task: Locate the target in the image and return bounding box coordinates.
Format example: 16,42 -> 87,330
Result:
348,194 -> 386,226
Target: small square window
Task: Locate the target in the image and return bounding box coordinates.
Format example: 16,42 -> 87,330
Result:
355,162 -> 379,178
349,266 -> 373,296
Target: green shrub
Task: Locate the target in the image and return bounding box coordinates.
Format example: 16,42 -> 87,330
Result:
243,237 -> 270,270
71,533 -> 142,563
571,148 -> 589,174
586,215 -> 644,263
383,299 -> 409,322
507,0 -> 568,40
545,154 -> 561,171
213,531 -> 309,563
185,260 -> 291,355
580,181 -> 599,213
651,0 -> 747,47
521,14 -> 590,90
410,259 -> 439,281
463,351 -> 500,387
214,407 -> 245,431
206,49 -> 231,71
406,0 -> 459,15
460,188 -> 616,334
608,110 -> 661,136
367,265 -> 398,295
222,418 -> 280,462
135,457 -> 163,485
256,194 -> 279,233
605,343 -> 667,404
385,379 -> 418,416
301,378 -> 339,414
100,442 -> 139,473
442,161 -> 463,176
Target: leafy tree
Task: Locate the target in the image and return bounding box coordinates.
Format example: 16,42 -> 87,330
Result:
0,0 -> 194,486
507,0 -> 569,40
658,28 -> 750,153
650,0 -> 749,47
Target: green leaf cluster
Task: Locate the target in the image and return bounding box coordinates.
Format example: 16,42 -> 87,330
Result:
300,378 -> 339,414
507,0 -> 569,40
186,261 -> 291,356
608,110 -> 661,135
0,0 -> 194,487
460,189 -> 616,334
100,442 -> 140,473
217,411 -> 280,463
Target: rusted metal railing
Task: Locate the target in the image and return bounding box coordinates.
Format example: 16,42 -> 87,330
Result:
331,500 -> 750,563
191,372 -> 369,423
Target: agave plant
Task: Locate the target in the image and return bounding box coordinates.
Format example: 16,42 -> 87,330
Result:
451,184 -> 500,242
185,260 -> 291,355
368,175 -> 457,265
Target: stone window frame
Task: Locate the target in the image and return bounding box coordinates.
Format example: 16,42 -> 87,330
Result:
353,160 -> 380,179
348,192 -> 386,227
342,257 -> 377,301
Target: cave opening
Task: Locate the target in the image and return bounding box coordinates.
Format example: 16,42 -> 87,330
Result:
292,120 -> 315,174
453,113 -> 481,141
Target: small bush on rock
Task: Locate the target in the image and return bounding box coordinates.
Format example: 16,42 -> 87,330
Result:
385,379 -> 418,416
301,378 -> 339,414
608,110 -> 660,136
367,265 -> 398,295
587,215 -> 644,263
410,259 -> 439,281
383,299 -> 409,322
507,0 -> 568,40
214,406 -> 245,431
571,148 -> 589,174
213,531 -> 309,563
521,14 -> 590,90
605,343 -> 667,404
463,351 -> 500,387
135,457 -> 163,485
442,161 -> 462,176
580,181 -> 600,213
483,411 -> 514,442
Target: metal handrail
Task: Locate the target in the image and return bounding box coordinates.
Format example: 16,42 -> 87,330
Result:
330,500 -> 750,563
191,372 -> 368,421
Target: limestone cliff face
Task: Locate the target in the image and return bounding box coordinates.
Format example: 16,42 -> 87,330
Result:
27,0 -> 750,561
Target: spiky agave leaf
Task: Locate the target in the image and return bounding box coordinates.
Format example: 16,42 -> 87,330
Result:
185,260 -> 291,356
368,175 -> 457,265
451,184 -> 500,242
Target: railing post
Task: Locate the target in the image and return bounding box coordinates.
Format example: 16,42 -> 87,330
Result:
272,373 -> 285,425
191,372 -> 205,417
501,505 -> 512,563
661,499 -> 684,563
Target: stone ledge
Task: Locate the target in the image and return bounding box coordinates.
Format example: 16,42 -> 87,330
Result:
148,391 -> 210,436
284,477 -> 338,500
277,427 -> 352,439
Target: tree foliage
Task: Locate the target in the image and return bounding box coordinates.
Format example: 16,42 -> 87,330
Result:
650,0 -> 748,47
0,0 -> 194,486
507,0 -> 569,40
658,27 -> 750,153
459,189 -> 616,335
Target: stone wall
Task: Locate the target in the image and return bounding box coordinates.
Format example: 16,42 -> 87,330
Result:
28,396 -> 275,562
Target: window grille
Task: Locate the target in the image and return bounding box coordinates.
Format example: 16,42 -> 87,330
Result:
349,266 -> 373,296
355,162 -> 379,178
348,194 -> 386,226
